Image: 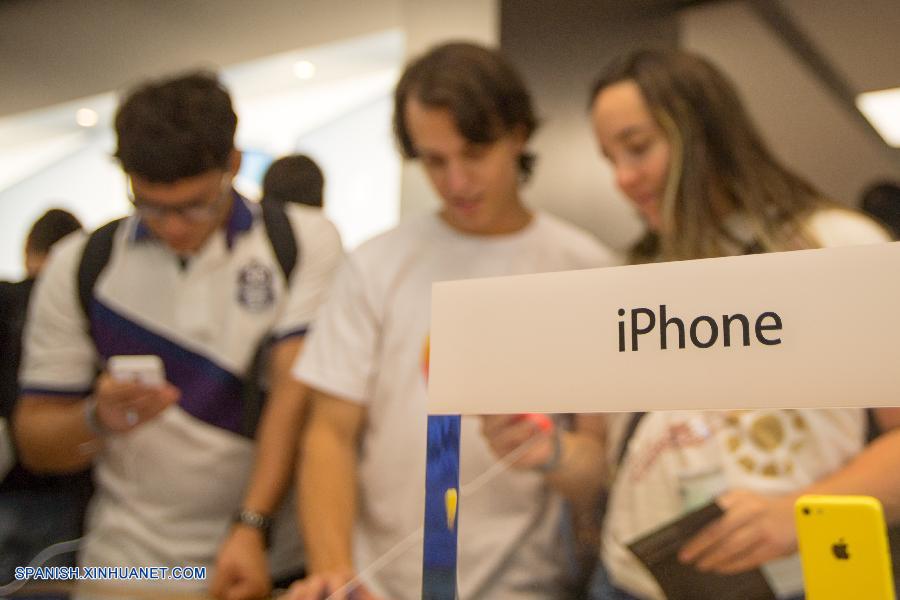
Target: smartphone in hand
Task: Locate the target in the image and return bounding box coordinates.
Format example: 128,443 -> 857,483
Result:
107,355 -> 166,388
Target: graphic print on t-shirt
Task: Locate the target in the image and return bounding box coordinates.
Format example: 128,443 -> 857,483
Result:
626,410 -> 812,484
722,410 -> 808,478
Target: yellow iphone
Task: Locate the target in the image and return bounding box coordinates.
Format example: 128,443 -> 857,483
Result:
795,494 -> 895,600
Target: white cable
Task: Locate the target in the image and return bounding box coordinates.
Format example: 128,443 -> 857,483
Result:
1,427 -> 544,600
0,536 -> 83,598
325,433 -> 542,599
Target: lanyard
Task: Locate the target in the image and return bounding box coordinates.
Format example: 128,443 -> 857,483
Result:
422,414 -> 460,600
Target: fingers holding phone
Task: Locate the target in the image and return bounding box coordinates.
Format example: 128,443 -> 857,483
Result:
92,355 -> 180,433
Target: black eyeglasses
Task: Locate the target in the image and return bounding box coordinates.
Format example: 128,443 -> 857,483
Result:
128,174 -> 232,223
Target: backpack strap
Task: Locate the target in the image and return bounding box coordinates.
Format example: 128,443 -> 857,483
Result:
865,408 -> 882,443
77,219 -> 124,325
260,199 -> 299,283
241,200 -> 302,437
616,411 -> 647,467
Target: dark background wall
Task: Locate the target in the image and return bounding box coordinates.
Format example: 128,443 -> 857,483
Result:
501,0 -> 682,248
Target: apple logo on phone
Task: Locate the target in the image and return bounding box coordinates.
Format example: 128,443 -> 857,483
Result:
831,538 -> 850,560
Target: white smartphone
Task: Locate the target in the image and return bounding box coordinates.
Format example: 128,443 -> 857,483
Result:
107,355 -> 166,387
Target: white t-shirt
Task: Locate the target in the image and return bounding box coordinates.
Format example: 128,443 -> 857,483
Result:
21,197 -> 343,584
602,208 -> 892,599
295,211 -> 618,599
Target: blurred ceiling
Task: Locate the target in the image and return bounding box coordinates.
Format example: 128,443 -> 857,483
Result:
782,0 -> 900,93
2,0 -> 898,182
0,29 -> 403,194
0,0 -> 404,118
747,0 -> 900,154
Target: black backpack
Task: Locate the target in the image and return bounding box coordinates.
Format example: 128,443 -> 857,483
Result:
1,283 -> 94,497
76,199 -> 299,438
0,280 -> 32,424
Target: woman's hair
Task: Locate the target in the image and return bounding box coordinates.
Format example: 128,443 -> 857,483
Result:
590,49 -> 829,261
860,181 -> 900,239
394,41 -> 538,181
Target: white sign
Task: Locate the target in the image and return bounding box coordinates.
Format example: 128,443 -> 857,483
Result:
428,243 -> 900,415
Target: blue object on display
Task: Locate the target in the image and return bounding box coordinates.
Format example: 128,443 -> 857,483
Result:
422,415 -> 461,600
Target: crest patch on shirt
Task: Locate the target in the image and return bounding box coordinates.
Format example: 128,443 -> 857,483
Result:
237,260 -> 275,312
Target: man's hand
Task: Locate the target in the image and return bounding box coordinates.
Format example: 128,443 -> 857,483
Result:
284,571 -> 382,600
480,414 -> 556,471
93,372 -> 179,432
678,489 -> 799,573
210,526 -> 271,600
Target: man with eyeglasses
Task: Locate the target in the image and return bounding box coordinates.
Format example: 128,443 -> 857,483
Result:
14,71 -> 343,599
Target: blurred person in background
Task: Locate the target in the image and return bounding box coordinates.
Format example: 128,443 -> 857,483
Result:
860,180 -> 900,239
287,41 -> 616,600
583,48 -> 896,600
0,208 -> 85,585
13,71 -> 343,600
262,154 -> 325,209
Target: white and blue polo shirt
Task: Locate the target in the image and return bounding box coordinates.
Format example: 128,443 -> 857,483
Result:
21,193 -> 343,581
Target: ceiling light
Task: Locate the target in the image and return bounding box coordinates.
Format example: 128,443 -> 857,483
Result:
75,108 -> 99,128
293,60 -> 316,80
856,87 -> 900,147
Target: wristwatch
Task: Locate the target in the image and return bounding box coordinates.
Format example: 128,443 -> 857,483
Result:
233,509 -> 273,547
